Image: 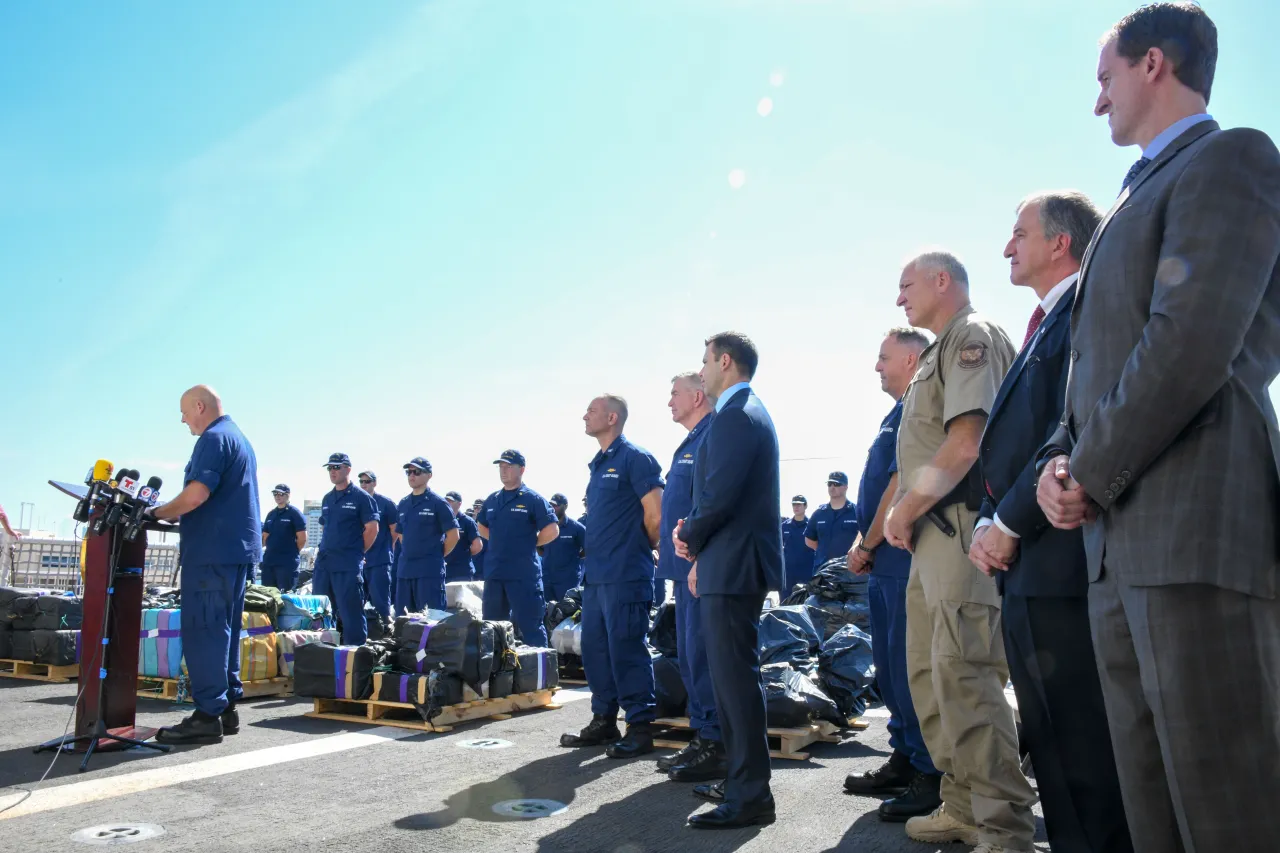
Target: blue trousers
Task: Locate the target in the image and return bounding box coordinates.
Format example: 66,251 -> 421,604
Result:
396,575 -> 446,615
260,562 -> 299,592
581,582 -> 656,724
313,567 -> 367,646
364,562 -> 393,620
181,563 -> 249,718
674,579 -> 721,740
543,572 -> 581,604
482,578 -> 548,647
869,573 -> 936,774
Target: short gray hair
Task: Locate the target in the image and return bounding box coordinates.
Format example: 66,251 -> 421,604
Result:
886,327 -> 929,351
907,250 -> 969,289
1016,190 -> 1102,263
598,393 -> 628,427
670,371 -> 702,387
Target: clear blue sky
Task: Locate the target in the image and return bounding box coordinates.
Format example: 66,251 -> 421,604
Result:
2,0 -> 1276,537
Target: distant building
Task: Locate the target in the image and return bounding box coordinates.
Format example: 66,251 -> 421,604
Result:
304,500 -> 323,548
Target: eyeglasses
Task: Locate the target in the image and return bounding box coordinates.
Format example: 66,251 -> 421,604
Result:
358,479 -> 373,485
405,469 -> 425,476
326,465 -> 343,471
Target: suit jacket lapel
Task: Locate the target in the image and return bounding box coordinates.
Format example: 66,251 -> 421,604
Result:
989,291 -> 1073,424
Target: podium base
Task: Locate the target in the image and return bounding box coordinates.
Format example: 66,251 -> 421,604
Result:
35,725 -> 170,772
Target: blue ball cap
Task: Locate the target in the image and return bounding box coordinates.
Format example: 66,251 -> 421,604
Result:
273,484 -> 291,495
324,452 -> 351,468
494,449 -> 527,467
827,471 -> 849,486
444,491 -> 463,502
791,494 -> 807,504
403,456 -> 433,473
549,493 -> 569,507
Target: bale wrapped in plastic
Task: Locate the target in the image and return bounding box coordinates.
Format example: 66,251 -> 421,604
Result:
375,670 -> 430,704
239,612 -> 278,681
761,662 -> 845,729
391,610 -> 451,644
293,642 -> 375,699
394,611 -> 476,680
139,609 -> 183,678
11,595 -> 83,631
0,627 -> 12,660
551,617 -> 582,657
0,586 -> 26,621
488,669 -> 514,699
276,629 -> 340,678
651,649 -> 688,718
489,621 -> 518,673
757,605 -> 825,674
10,630 -> 35,662
279,594 -> 335,632
512,647 -> 559,694
818,624 -> 876,717
32,629 -> 79,666
411,669 -> 466,722
649,601 -> 678,658
242,585 -> 284,628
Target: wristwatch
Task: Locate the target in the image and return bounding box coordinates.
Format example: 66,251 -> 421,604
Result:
856,543 -> 876,558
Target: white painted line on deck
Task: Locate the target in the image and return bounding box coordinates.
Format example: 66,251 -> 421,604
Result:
556,688 -> 591,703
860,707 -> 890,718
0,726 -> 417,821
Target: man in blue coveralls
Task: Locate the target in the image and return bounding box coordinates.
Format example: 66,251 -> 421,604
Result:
395,457 -> 458,613
654,371 -> 725,782
260,484 -> 306,591
780,495 -> 810,594
152,385 -> 260,745
314,453 -> 379,645
804,471 -> 859,571
561,394 -> 664,759
358,470 -> 400,628
443,491 -> 483,583
477,450 -> 558,645
842,328 -> 941,820
542,493 -> 586,601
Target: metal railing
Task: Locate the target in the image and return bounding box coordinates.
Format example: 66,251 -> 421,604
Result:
0,535 -> 180,594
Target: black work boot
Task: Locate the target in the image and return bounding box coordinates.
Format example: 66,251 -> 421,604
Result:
668,739 -> 728,782
220,704 -> 240,735
605,722 -> 655,759
560,715 -> 622,748
844,749 -> 914,795
878,770 -> 943,822
693,780 -> 725,802
656,735 -> 702,772
155,710 -> 224,746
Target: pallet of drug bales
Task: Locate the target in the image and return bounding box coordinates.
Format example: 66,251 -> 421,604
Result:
305,687 -> 561,734
136,675 -> 293,702
0,659 -> 78,683
652,715 -> 869,761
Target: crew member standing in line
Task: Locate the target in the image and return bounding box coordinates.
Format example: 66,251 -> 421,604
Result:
843,328 -> 941,819
260,484 -> 306,591
780,496 -> 810,593
804,472 -> 858,572
443,491 -> 483,583
359,470 -> 400,627
542,493 -> 586,601
561,395 -> 664,759
314,453 -> 378,646
655,372 -> 724,783
478,450 -> 558,645
395,457 -> 458,613
675,332 -> 782,829
470,498 -> 487,579
884,251 -> 1034,852
152,385 -> 260,745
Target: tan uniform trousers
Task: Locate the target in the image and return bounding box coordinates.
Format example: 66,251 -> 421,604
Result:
906,502 -> 1037,849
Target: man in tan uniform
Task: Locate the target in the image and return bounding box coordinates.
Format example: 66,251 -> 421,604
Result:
883,250 -> 1035,853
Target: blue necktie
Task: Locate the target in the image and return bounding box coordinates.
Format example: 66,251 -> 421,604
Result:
1122,156 -> 1151,191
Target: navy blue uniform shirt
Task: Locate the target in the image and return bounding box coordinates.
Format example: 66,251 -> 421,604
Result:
180,415 -> 262,566
781,515 -> 811,585
585,435 -> 665,586
396,489 -> 457,579
481,486 -> 555,582
657,414 -> 712,581
445,512 -> 480,576
365,493 -> 400,567
542,516 -> 587,584
804,499 -> 859,569
318,483 -> 378,569
262,504 -> 306,566
856,400 -> 911,578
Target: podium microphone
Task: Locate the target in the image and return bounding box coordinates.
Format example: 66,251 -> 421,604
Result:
73,459 -> 115,523
94,468 -> 140,534
124,476 -> 162,542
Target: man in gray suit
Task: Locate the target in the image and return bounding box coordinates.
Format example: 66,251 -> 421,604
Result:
1037,4 -> 1280,852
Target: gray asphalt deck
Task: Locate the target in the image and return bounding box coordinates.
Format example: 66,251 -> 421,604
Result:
0,678 -> 1048,852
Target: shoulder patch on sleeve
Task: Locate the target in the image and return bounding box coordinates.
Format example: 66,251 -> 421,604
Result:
957,341 -> 988,370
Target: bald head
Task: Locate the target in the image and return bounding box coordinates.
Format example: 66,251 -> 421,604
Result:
180,385 -> 224,436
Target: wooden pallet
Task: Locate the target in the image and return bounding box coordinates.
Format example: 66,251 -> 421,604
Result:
653,715 -> 866,761
0,658 -> 78,683
136,675 -> 293,702
305,687 -> 560,733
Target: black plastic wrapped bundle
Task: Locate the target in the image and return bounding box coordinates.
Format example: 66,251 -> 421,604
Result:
0,626 -> 13,659
11,596 -> 83,631
649,601 -> 678,658
512,647 -> 559,693
489,621 -> 519,673
32,630 -> 79,666
761,662 -> 845,728
651,649 -> 688,718
293,642 -> 375,700
818,624 -> 876,717
488,669 -> 514,699
757,605 -> 826,675
10,631 -> 36,662
395,612 -> 474,677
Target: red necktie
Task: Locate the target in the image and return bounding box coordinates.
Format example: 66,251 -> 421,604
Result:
1022,305 -> 1046,351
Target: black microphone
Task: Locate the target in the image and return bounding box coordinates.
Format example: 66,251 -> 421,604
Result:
97,469 -> 140,533
124,476 -> 163,542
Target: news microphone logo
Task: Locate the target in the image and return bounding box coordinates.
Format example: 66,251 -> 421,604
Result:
118,475 -> 140,499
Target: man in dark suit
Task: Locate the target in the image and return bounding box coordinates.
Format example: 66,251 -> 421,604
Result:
674,331 -> 783,829
971,191 -> 1132,853
1037,5 -> 1280,851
